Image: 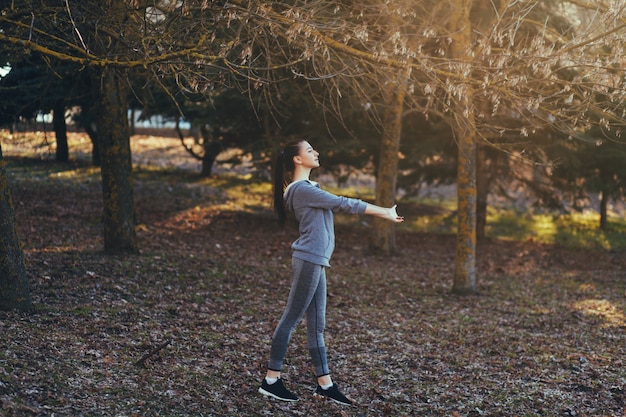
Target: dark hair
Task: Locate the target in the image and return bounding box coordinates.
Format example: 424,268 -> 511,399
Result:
273,140 -> 305,225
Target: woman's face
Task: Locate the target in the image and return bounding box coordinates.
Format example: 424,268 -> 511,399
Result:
296,141 -> 320,169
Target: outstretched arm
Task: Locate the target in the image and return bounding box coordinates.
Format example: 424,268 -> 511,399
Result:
364,204 -> 404,223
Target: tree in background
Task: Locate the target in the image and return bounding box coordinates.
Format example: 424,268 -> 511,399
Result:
0,62 -> 41,128
0,145 -> 31,311
548,130 -> 626,231
0,56 -> 88,162
137,85 -> 268,177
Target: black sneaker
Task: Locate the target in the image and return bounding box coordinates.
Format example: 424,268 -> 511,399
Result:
314,383 -> 353,405
258,378 -> 299,402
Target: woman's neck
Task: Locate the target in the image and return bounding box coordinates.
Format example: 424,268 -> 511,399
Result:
292,166 -> 311,183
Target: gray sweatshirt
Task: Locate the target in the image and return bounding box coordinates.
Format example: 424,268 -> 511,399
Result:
284,180 -> 368,267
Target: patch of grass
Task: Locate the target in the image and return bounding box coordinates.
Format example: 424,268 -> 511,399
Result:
6,156 -> 99,181
486,210 -> 544,241
133,166 -> 200,182
404,209 -> 458,234
553,212 -> 626,250
73,305 -> 92,318
487,209 -> 626,250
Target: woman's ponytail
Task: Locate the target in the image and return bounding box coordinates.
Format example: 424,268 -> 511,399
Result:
272,141 -> 303,226
273,150 -> 288,225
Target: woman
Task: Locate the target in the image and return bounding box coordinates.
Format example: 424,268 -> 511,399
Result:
258,140 -> 404,405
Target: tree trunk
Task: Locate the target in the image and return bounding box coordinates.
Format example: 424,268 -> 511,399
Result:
599,190 -> 608,231
93,67 -> 138,254
129,107 -> 136,136
370,74 -> 406,254
200,125 -> 222,178
85,123 -> 101,167
75,92 -> 100,166
53,101 -> 69,163
450,0 -> 477,294
476,143 -> 488,240
201,151 -> 217,177
82,105 -> 101,167
454,123 -> 477,294
0,145 -> 32,311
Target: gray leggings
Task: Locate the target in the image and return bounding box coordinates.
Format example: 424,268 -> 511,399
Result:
268,257 -> 329,377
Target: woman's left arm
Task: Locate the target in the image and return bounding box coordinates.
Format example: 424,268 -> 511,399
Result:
364,204 -> 404,223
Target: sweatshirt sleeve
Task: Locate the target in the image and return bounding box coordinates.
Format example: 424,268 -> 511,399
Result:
291,181 -> 367,215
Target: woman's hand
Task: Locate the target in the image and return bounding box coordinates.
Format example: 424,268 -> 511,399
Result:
388,205 -> 404,223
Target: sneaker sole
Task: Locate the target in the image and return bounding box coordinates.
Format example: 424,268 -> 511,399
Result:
258,387 -> 299,402
313,392 -> 352,406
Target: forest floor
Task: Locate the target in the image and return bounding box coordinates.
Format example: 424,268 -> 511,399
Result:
1,131 -> 625,417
